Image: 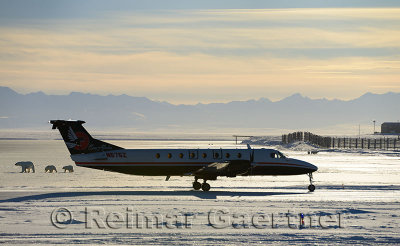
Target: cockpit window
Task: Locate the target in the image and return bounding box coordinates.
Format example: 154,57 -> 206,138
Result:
270,151 -> 286,159
277,151 -> 286,158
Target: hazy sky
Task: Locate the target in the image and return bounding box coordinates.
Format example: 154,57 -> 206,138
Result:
1,0 -> 400,104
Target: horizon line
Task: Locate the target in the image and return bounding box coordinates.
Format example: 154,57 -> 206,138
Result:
1,85 -> 399,106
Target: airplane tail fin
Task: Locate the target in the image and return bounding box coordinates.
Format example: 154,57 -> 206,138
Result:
50,120 -> 123,155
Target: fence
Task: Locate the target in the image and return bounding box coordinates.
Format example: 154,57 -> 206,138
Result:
282,132 -> 399,150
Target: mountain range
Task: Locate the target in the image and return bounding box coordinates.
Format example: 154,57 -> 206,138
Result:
0,86 -> 399,132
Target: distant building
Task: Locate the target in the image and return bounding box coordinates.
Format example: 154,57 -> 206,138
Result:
381,122 -> 400,134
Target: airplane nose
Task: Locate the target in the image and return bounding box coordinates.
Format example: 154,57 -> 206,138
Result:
291,159 -> 318,172
308,163 -> 318,172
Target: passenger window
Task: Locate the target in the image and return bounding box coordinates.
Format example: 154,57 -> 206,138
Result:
156,153 -> 160,159
237,153 -> 242,158
202,153 -> 207,158
168,153 -> 172,158
225,153 -> 230,158
214,153 -> 219,158
179,153 -> 184,158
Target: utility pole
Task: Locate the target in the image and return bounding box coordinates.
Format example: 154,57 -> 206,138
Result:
373,120 -> 376,134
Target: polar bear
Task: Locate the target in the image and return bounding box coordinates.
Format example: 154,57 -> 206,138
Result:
62,165 -> 74,173
15,161 -> 35,173
45,165 -> 57,173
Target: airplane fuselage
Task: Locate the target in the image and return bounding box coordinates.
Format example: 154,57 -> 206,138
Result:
72,148 -> 317,177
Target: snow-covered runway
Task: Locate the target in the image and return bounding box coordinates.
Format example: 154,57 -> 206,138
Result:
1,139 -> 399,245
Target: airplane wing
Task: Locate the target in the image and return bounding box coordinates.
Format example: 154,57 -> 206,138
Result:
191,160 -> 251,180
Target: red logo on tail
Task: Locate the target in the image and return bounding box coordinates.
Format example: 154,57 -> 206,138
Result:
74,132 -> 89,150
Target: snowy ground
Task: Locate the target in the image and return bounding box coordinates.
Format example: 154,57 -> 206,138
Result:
1,139 -> 400,245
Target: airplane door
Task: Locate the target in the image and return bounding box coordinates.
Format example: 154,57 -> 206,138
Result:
213,149 -> 222,159
189,150 -> 198,159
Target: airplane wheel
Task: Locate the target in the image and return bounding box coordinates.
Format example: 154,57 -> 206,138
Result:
201,183 -> 210,192
308,184 -> 315,192
193,181 -> 201,190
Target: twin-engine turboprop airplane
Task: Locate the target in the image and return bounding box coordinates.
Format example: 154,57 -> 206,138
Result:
50,120 -> 318,192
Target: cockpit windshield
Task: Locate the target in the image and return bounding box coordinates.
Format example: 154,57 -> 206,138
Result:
270,151 -> 286,159
277,151 -> 286,158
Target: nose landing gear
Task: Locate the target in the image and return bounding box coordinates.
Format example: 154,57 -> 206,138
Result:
307,173 -> 316,192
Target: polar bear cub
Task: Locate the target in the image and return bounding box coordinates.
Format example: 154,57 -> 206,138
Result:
45,165 -> 57,173
62,165 -> 74,173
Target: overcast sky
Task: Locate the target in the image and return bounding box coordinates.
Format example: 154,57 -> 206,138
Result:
1,0 -> 400,104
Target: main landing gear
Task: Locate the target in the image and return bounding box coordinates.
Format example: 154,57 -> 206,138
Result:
307,173 -> 316,192
193,177 -> 211,191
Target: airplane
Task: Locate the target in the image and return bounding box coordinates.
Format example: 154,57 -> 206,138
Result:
50,120 -> 318,192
